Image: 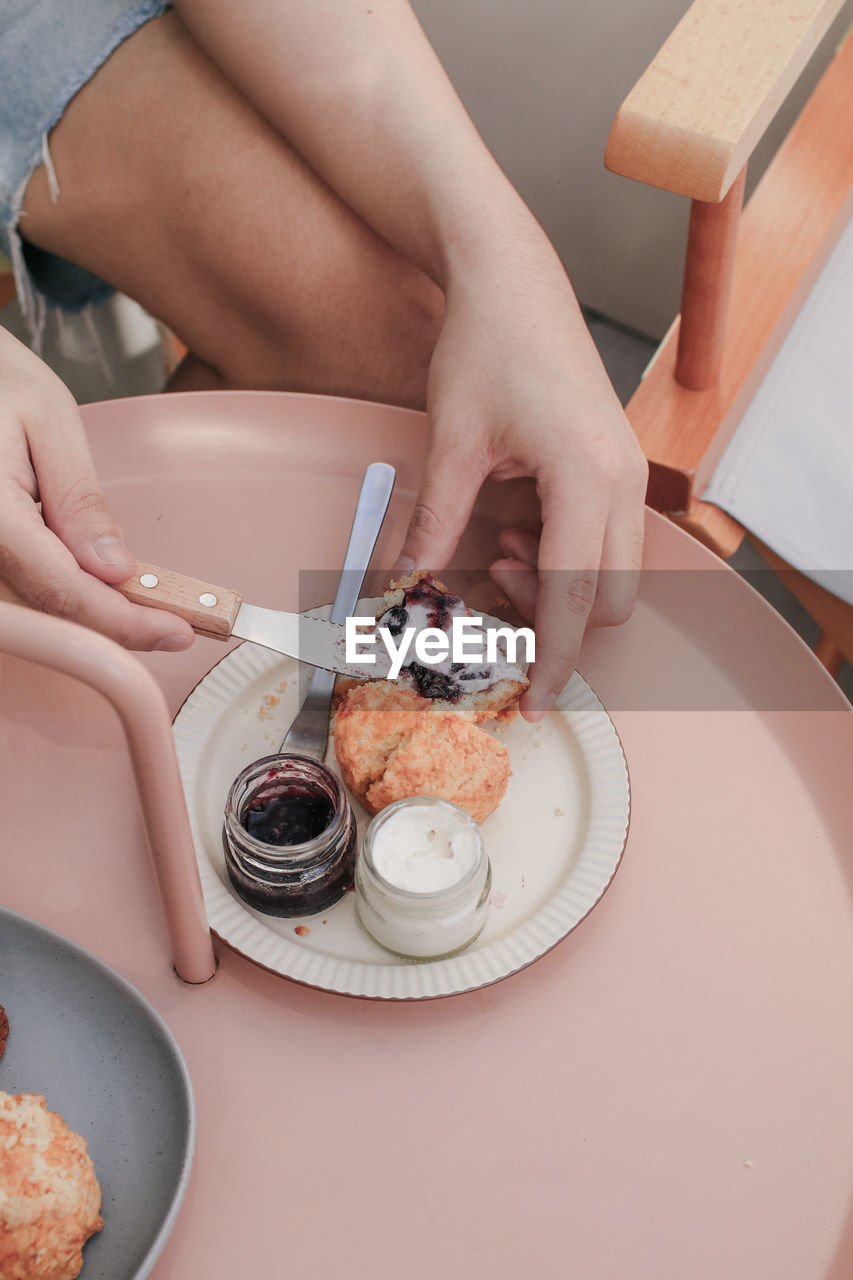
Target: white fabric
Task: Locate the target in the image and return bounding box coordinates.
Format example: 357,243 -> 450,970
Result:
702,211 -> 853,605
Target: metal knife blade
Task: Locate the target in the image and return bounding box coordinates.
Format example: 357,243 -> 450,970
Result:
117,562 -> 391,679
232,601 -> 391,679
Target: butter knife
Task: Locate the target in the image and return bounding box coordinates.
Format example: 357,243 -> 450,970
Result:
117,562 -> 391,680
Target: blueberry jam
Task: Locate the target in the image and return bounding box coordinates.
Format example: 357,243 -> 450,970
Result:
377,576 -> 486,702
243,783 -> 334,845
223,755 -> 356,918
375,573 -> 524,704
405,576 -> 457,630
409,663 -> 459,702
382,605 -> 409,637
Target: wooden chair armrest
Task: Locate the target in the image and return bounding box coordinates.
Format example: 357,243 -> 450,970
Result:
626,28 -> 853,511
605,0 -> 848,202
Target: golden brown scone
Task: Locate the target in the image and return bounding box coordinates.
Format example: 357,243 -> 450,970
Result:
0,1091 -> 103,1280
333,671 -> 522,725
454,679 -> 526,726
334,681 -> 510,824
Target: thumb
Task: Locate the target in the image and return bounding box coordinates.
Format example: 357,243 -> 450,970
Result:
398,442 -> 483,573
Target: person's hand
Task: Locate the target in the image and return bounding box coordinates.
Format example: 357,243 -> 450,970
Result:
0,327 -> 194,651
396,259 -> 648,722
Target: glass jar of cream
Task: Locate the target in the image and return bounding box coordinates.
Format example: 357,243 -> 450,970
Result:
355,796 -> 491,960
223,754 -> 356,917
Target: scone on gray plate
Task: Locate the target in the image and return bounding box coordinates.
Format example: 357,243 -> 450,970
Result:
0,1090 -> 103,1280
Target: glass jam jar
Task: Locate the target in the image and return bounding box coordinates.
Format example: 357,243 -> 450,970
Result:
223,754 -> 356,917
355,796 -> 491,960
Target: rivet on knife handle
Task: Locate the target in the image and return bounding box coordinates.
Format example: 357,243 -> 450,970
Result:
117,562 -> 242,637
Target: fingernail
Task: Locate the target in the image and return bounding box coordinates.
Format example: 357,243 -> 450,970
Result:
391,555 -> 416,574
524,693 -> 556,723
154,633 -> 194,653
93,536 -> 134,568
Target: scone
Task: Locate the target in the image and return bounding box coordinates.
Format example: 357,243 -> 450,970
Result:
371,570 -> 528,723
0,1091 -> 103,1280
334,681 -> 511,825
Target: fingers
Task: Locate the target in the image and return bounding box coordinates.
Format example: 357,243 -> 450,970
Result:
492,462 -> 644,721
497,526 -> 539,569
587,486 -> 645,629
1,377 -> 193,649
515,469 -> 608,722
0,485 -> 195,651
397,428 -> 485,572
489,557 -> 538,623
0,330 -> 193,650
489,530 -> 538,622
497,514 -> 644,629
523,571 -> 600,723
25,392 -> 139,585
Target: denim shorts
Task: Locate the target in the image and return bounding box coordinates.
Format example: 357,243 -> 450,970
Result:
0,0 -> 171,337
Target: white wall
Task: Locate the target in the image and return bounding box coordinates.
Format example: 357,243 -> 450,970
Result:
412,0 -> 853,338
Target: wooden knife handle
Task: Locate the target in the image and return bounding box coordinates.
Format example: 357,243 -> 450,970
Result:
117,562 -> 242,638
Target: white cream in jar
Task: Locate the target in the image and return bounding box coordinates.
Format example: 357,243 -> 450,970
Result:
355,797 -> 491,959
370,803 -> 481,892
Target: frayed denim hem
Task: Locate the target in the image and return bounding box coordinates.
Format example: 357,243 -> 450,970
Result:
0,0 -> 171,350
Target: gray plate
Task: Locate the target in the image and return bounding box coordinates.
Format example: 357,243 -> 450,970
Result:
0,907 -> 195,1279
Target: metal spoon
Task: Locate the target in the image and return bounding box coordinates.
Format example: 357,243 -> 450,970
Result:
279,461 -> 395,759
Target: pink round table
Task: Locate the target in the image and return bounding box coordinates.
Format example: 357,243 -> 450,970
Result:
2,391 -> 853,1279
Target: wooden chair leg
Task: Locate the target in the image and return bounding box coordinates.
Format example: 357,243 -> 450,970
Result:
676,166 -> 747,390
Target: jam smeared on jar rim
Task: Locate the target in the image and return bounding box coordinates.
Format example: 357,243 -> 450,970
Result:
242,772 -> 334,846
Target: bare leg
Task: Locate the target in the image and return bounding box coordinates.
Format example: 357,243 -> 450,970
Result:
21,10 -> 443,407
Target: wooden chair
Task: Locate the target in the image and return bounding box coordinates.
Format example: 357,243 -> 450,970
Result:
605,0 -> 853,676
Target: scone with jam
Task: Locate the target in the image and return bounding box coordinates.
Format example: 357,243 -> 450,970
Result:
378,570 -> 528,721
333,572 -> 527,823
345,570 -> 529,723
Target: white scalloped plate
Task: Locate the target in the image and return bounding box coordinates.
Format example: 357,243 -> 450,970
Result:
173,611 -> 630,999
